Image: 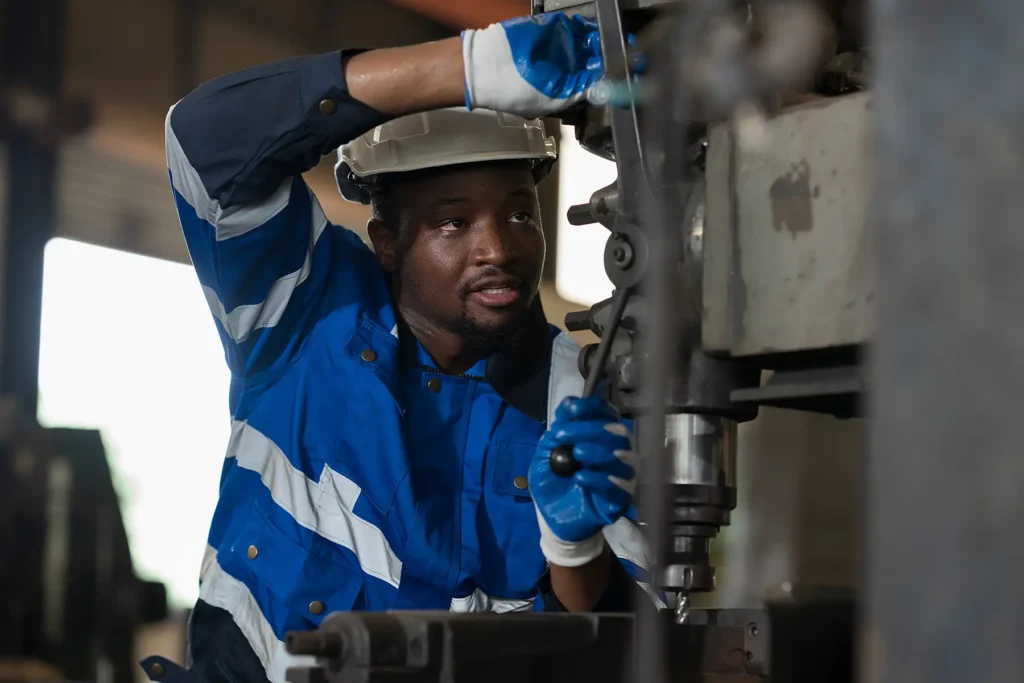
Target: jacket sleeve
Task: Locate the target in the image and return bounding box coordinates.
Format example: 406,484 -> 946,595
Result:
166,49 -> 389,378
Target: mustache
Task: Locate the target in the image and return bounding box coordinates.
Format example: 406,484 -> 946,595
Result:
460,267 -> 527,300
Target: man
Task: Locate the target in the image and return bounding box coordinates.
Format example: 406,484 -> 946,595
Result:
165,12 -> 650,683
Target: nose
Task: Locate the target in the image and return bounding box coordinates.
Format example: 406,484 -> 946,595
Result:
469,217 -> 514,267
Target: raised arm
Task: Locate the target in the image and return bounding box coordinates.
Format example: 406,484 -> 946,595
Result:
166,14 -> 603,378
166,43 -> 468,378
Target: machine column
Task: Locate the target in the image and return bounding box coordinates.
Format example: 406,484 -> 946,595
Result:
867,0 -> 1024,680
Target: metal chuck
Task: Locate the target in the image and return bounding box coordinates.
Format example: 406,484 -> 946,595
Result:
640,413 -> 737,618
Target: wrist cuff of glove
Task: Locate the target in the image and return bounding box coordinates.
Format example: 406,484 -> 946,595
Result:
461,22 -> 509,113
536,510 -> 606,568
460,28 -> 476,110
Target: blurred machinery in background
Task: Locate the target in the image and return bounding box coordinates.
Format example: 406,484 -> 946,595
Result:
2,3 -> 168,682
0,402 -> 168,683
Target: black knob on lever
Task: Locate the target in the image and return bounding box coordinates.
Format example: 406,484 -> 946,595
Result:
548,288 -> 633,479
549,445 -> 582,478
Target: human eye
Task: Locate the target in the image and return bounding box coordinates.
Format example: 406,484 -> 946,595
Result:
508,210 -> 535,224
438,217 -> 468,231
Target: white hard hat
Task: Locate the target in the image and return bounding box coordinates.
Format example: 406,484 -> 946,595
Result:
335,107 -> 558,204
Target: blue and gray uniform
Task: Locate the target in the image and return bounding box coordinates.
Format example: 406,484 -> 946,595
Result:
166,49 -> 651,683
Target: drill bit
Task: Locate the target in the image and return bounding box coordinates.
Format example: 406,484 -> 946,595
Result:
675,591 -> 691,625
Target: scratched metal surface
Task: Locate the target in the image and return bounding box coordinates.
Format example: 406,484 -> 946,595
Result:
703,92 -> 874,357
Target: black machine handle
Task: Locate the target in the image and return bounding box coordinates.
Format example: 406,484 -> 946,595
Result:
549,287 -> 631,477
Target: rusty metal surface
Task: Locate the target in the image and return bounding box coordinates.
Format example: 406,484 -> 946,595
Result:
865,0 -> 1024,682
704,92 -> 874,357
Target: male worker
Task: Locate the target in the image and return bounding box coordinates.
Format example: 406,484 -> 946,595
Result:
166,12 -> 650,683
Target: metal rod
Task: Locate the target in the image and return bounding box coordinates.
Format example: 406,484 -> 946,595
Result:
583,286 -> 631,397
549,286 -> 632,477
593,0 -> 652,220
286,630 -> 346,659
632,5 -> 698,682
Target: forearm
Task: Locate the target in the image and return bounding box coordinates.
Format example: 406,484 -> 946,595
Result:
170,39 -> 464,209
345,38 -> 464,117
549,543 -> 613,612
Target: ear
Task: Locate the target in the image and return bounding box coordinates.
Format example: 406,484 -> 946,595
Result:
367,219 -> 398,272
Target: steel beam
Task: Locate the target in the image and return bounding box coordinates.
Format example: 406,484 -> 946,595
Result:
866,0 -> 1024,681
0,0 -> 65,417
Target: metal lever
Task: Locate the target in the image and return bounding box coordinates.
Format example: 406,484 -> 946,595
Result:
567,182 -> 621,229
549,287 -> 631,477
567,203 -> 597,225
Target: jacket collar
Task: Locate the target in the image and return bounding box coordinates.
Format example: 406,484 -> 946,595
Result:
395,298 -> 552,422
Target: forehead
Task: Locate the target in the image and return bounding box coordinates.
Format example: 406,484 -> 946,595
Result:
389,161 -> 538,212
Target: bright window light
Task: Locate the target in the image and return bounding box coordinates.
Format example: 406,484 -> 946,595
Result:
39,238 -> 231,610
555,125 -> 618,307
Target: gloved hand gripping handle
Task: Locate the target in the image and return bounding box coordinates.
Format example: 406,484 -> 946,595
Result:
549,286 -> 631,477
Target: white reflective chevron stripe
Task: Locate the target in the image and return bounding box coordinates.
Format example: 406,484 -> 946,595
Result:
202,200 -> 328,343
602,517 -> 651,570
636,582 -> 668,610
603,518 -> 667,608
200,542 -> 218,578
547,331 -> 585,426
198,552 -> 277,676
450,588 -> 533,614
227,420 -> 402,587
166,103 -> 294,241
199,551 -> 314,683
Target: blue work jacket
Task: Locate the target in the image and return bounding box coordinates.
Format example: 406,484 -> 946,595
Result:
166,49 -> 651,683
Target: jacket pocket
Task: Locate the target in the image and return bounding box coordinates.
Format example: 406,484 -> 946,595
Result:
479,440 -> 546,597
491,440 -> 536,500
225,503 -> 365,627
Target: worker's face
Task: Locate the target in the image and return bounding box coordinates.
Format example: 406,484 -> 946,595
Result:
368,162 -> 546,350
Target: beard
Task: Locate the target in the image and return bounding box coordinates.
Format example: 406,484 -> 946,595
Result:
445,295 -> 538,358
396,262 -> 545,359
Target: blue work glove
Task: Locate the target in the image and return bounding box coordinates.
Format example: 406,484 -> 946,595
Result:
529,395 -> 637,567
461,13 -> 603,118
